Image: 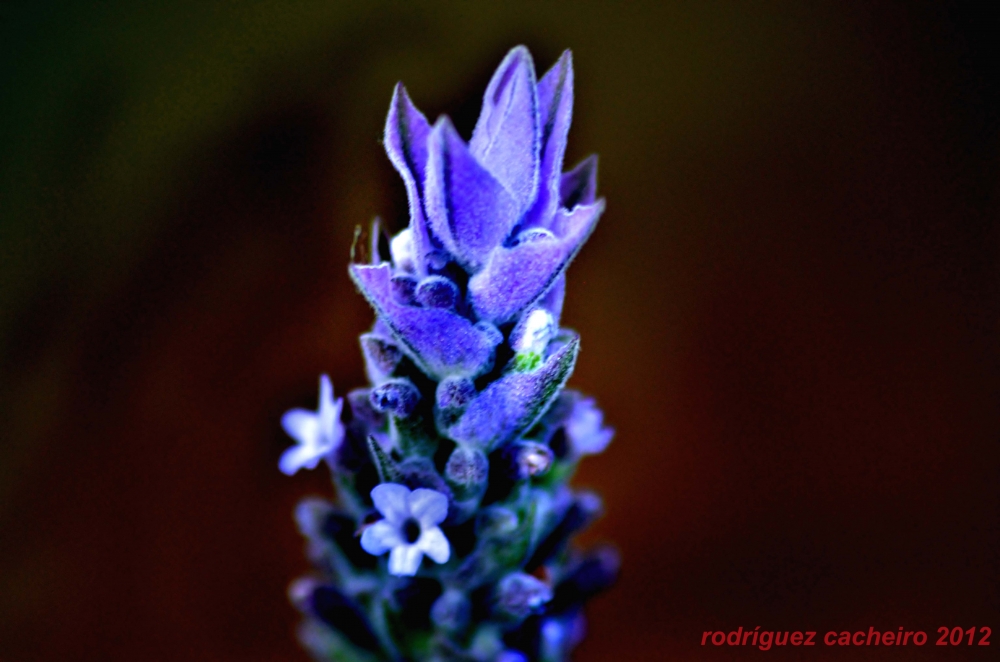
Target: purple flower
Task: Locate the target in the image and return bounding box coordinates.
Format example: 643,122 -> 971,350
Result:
565,396 -> 614,456
350,263 -> 501,379
283,47 -> 617,661
279,374 -> 345,475
448,335 -> 579,451
360,483 -> 451,576
350,46 -> 605,377
495,572 -> 553,619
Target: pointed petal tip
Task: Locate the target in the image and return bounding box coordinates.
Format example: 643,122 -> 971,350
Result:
494,45 -> 539,99
389,81 -> 423,117
383,81 -> 431,182
431,113 -> 458,137
560,154 -> 600,209
427,115 -> 460,153
505,44 -> 534,64
389,81 -> 412,109
388,81 -> 401,105
549,48 -> 573,73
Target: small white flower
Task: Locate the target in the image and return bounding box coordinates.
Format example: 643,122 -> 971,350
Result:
511,308 -> 555,355
360,483 -> 451,576
390,228 -> 416,272
279,374 -> 345,475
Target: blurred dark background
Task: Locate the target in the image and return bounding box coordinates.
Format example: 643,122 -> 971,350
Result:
1,1 -> 998,660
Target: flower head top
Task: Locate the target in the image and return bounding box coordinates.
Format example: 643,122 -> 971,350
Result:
360,483 -> 451,576
350,46 -> 604,382
279,374 -> 344,475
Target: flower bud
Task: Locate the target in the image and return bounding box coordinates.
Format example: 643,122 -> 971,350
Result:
511,309 -> 555,355
549,545 -> 620,612
512,227 -> 557,246
390,274 -> 418,305
474,321 -> 504,347
445,446 -> 489,499
360,333 -> 402,380
494,572 -> 552,620
541,613 -> 586,662
512,441 -> 553,479
397,458 -> 451,497
435,376 -> 476,428
430,588 -> 471,632
293,497 -> 333,540
436,375 -> 475,409
369,379 -> 420,417
510,308 -> 555,371
416,275 -> 459,309
390,228 -> 416,272
424,249 -> 450,273
288,576 -> 319,612
524,491 -> 603,571
476,506 -> 519,540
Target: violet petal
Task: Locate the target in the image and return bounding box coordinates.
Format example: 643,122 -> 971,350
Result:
559,154 -> 598,210
469,200 -> 604,324
523,50 -> 574,230
469,45 -> 540,214
425,117 -> 520,272
350,263 -> 498,378
448,334 -> 580,451
384,83 -> 436,274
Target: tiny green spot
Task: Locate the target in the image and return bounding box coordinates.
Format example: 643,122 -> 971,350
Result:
512,351 -> 542,372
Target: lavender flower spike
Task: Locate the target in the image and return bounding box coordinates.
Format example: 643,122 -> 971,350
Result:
282,47 -> 616,662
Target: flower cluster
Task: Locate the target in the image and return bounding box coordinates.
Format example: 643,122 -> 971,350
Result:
280,46 -> 617,662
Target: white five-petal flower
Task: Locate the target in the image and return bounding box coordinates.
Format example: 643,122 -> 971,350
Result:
279,374 -> 345,475
360,483 -> 451,576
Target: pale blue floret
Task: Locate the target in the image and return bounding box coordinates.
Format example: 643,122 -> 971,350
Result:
279,374 -> 345,475
565,396 -> 614,456
360,483 -> 451,576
